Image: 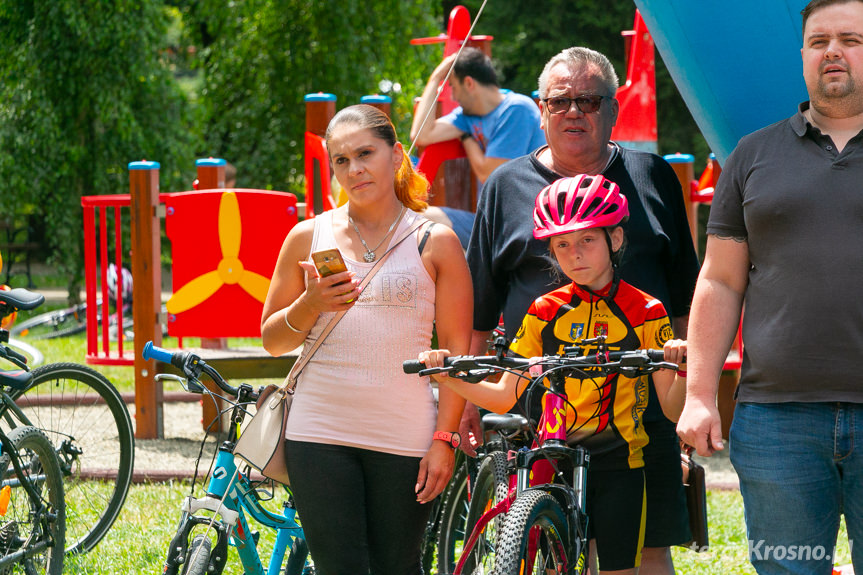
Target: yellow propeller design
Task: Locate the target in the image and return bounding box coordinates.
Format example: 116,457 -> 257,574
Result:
166,191 -> 271,314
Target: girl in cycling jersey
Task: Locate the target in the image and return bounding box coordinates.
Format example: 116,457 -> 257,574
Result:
420,174 -> 687,575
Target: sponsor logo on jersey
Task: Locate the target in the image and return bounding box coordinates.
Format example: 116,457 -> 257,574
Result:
570,323 -> 584,340
658,322 -> 674,346
594,322 -> 609,338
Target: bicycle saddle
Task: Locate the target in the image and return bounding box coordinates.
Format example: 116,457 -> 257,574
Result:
0,288 -> 45,312
481,413 -> 530,434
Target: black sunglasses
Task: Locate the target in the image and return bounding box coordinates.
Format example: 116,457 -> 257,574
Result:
543,95 -> 606,115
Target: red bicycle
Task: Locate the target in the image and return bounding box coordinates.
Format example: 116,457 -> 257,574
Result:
404,337 -> 677,575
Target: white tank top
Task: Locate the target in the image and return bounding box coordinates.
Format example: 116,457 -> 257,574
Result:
285,208 -> 437,457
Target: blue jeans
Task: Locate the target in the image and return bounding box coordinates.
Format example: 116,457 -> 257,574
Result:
730,402 -> 863,575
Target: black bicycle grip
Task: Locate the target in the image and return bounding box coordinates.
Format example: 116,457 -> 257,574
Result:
403,357 -> 457,374
646,349 -> 666,362
403,360 -> 425,374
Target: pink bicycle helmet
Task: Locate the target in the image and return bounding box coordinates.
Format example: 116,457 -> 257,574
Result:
533,174 -> 629,240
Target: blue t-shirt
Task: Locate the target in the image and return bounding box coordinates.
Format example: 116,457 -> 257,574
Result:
442,92 -> 546,160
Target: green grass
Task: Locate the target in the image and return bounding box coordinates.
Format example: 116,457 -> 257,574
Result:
672,490 -> 854,573
7,332 -> 858,573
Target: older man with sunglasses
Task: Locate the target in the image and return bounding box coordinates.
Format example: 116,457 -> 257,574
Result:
465,46 -> 700,574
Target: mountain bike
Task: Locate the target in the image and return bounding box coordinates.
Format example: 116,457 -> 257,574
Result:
405,338 -> 678,574
0,287 -> 134,555
0,425 -> 65,574
143,341 -> 312,575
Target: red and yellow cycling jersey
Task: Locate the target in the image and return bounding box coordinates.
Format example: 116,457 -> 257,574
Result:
510,279 -> 672,470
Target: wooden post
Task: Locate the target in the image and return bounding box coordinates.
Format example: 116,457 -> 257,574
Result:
195,158 -> 228,434
304,93 -> 337,216
129,161 -> 163,439
663,153 -> 698,250
196,157 -> 226,190
305,92 -> 336,138
360,94 -> 392,117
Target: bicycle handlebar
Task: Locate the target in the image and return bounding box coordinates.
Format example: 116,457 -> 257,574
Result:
403,349 -> 673,378
143,341 -> 247,398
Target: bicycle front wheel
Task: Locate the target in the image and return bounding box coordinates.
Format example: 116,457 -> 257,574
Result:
10,363 -> 134,554
494,490 -> 571,575
461,450 -> 509,574
180,535 -> 213,575
435,455 -> 471,573
2,426 -> 65,575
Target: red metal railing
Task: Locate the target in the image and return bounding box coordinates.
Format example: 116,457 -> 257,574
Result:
82,193 -> 171,366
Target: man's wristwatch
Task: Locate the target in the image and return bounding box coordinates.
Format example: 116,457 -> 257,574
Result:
459,132 -> 472,142
433,431 -> 461,449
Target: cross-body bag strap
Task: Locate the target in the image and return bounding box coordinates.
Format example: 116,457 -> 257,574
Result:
283,216 -> 429,391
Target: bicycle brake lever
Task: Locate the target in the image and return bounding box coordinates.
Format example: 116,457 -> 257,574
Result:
0,345 -> 28,369
462,369 -> 494,383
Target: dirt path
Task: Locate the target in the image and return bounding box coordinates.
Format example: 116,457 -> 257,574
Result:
132,400 -> 740,489
132,400 -> 222,481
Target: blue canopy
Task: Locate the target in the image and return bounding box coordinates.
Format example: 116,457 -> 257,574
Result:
634,0 -> 809,163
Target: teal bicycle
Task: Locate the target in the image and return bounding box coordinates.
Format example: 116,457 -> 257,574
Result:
143,342 -> 312,575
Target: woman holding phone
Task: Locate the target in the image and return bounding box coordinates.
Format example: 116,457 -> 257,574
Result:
261,104 -> 472,575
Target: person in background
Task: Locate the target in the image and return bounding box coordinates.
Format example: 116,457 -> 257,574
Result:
412,47 -> 546,249
225,161 -> 237,188
411,47 -> 546,185
678,1 -> 863,573
261,104 -> 472,574
466,46 -> 700,574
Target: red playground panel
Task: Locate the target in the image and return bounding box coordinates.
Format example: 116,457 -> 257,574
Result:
164,189 -> 297,338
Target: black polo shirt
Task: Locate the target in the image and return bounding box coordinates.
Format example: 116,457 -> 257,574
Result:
708,102 -> 863,402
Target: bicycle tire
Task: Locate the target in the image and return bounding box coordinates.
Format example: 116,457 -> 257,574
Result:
435,458 -> 471,574
460,451 -> 509,575
181,535 -> 212,575
2,426 -> 65,575
9,363 -> 134,554
420,495 -> 441,575
9,305 -> 88,341
283,535 -> 310,575
494,490 -> 571,575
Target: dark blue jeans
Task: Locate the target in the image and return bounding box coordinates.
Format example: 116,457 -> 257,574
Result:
730,402 -> 863,574
284,440 -> 431,575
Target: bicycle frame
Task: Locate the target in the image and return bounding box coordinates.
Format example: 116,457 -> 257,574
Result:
452,361 -> 591,575
165,442 -> 306,575
144,343 -> 309,575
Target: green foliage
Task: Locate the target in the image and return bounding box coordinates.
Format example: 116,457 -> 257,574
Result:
175,0 -> 440,195
0,0 -> 197,297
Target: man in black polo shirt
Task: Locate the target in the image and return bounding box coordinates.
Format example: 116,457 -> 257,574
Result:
679,1 -> 863,573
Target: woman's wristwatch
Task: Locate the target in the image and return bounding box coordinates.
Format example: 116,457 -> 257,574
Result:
433,431 -> 461,449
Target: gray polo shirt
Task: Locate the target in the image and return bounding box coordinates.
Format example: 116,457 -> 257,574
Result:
708,102 -> 863,403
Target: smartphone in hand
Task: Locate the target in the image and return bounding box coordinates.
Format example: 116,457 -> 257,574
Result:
311,249 -> 347,278
311,249 -> 355,302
